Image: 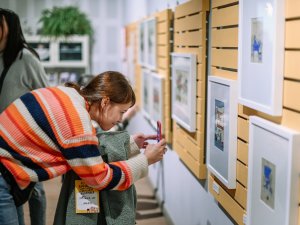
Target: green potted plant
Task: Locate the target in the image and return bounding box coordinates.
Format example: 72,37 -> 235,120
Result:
38,6 -> 93,38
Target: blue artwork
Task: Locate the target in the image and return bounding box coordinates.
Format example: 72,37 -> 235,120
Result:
251,18 -> 263,63
261,158 -> 275,209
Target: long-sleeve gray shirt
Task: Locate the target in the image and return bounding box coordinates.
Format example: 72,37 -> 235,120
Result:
0,48 -> 49,113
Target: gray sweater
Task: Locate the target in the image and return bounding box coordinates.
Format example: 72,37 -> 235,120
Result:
0,48 -> 49,113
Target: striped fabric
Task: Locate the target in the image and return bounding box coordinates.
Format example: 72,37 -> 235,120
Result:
0,86 -> 136,190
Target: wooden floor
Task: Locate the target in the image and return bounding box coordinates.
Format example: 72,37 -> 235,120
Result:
23,176 -> 169,225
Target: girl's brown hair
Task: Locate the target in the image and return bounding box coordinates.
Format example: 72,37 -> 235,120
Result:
65,71 -> 136,106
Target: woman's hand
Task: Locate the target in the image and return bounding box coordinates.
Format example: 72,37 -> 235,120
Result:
133,133 -> 157,149
144,139 -> 167,165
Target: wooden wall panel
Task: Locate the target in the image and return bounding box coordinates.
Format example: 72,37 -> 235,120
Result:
157,34 -> 168,45
285,51 -> 300,80
236,161 -> 248,188
172,0 -> 208,180
210,67 -> 237,79
285,20 -> 300,48
157,21 -> 168,34
156,10 -> 173,144
286,0 -> 300,19
212,0 -> 238,9
283,80 -> 300,111
235,182 -> 247,209
174,13 -> 203,32
211,27 -> 238,47
237,139 -> 248,165
211,49 -> 238,69
174,30 -> 202,46
211,5 -> 238,27
237,117 -> 249,142
174,0 -> 203,19
208,176 -> 245,225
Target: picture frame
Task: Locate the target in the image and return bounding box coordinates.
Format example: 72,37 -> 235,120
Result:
29,42 -> 50,62
238,0 -> 285,116
206,76 -> 238,189
150,72 -> 164,128
247,116 -> 300,225
145,17 -> 157,70
138,21 -> 147,66
141,69 -> 152,119
171,53 -> 197,132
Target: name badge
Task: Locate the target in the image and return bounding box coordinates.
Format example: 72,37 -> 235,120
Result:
75,180 -> 100,213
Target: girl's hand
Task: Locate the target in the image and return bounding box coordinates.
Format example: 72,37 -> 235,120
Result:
144,139 -> 167,165
133,133 -> 157,149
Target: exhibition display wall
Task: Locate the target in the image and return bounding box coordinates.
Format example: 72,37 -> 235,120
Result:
125,0 -> 300,224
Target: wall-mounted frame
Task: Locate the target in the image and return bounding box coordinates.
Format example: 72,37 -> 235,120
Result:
138,21 -> 146,65
150,72 -> 164,128
247,116 -> 300,225
145,17 -> 157,70
171,53 -> 197,132
141,69 -> 151,119
29,42 -> 50,62
238,0 -> 285,116
207,76 -> 238,189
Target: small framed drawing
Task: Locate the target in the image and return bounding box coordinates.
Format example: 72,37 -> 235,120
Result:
238,0 -> 285,116
206,76 -> 238,189
171,53 -> 197,132
141,69 -> 151,119
247,116 -> 300,225
150,72 -> 164,128
138,21 -> 147,65
146,17 -> 157,70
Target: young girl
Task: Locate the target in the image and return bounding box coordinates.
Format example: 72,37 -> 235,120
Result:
0,71 -> 166,224
54,127 -> 141,225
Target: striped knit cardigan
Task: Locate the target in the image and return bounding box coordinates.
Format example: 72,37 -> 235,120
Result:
0,86 -> 148,190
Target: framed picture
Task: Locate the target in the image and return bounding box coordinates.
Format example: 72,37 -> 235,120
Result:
146,17 -> 157,70
138,21 -> 147,65
238,0 -> 285,116
141,69 -> 152,119
171,53 -> 197,132
29,42 -> 50,62
247,116 -> 300,225
150,72 -> 164,128
206,76 -> 238,189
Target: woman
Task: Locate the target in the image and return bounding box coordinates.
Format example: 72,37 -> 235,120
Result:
0,8 -> 48,225
0,71 -> 166,224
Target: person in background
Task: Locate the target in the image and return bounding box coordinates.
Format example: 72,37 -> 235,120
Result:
0,8 -> 48,225
0,71 -> 167,225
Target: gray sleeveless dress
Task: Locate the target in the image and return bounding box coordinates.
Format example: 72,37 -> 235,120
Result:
53,130 -> 137,225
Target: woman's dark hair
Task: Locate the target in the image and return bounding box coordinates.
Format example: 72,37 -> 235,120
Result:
0,8 -> 39,68
66,71 -> 136,107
